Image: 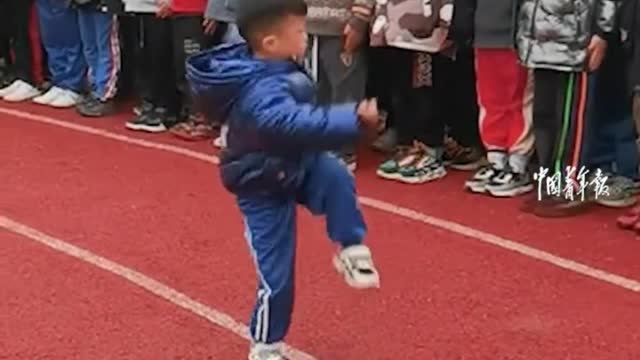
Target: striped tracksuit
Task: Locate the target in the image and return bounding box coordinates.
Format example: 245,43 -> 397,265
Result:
76,3 -> 120,101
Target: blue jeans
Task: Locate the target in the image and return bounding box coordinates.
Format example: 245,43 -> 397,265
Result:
77,8 -> 120,100
583,42 -> 639,179
36,0 -> 86,92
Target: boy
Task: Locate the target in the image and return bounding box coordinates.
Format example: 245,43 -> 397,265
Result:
516,0 -> 617,217
463,0 -> 535,197
305,0 -> 375,170
186,0 -> 380,358
371,0 -> 481,184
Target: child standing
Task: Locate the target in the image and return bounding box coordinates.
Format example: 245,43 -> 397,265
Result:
305,0 -> 375,170
371,0 -> 480,184
516,0 -> 617,217
464,0 -> 535,197
187,0 -> 380,358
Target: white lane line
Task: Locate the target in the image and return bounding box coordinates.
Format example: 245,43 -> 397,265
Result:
2,106 -> 640,295
0,215 -> 316,360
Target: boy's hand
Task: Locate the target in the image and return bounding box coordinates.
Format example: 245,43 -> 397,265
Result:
343,24 -> 365,54
203,18 -> 217,35
587,35 -> 607,71
357,98 -> 379,128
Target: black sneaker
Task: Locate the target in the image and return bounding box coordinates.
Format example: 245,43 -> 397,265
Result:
125,107 -> 170,133
76,98 -> 116,117
133,100 -> 153,116
443,137 -> 486,171
464,165 -> 500,194
486,171 -> 534,198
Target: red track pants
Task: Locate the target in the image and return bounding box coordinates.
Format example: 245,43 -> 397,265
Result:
475,49 -> 534,157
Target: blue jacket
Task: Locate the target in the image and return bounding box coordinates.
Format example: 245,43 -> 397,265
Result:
186,43 -> 360,196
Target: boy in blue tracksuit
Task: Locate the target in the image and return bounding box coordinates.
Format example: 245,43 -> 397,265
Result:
187,0 -> 380,358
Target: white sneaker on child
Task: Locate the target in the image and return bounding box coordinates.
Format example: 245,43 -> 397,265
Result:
0,79 -> 21,97
3,80 -> 40,102
33,86 -> 64,105
333,244 -> 380,289
49,89 -> 80,108
248,343 -> 288,360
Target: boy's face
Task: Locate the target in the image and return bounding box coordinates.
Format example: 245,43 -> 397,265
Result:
259,15 -> 308,60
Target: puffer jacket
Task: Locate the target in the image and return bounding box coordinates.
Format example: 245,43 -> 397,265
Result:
186,44 -> 360,196
516,0 -> 619,72
370,0 -> 455,53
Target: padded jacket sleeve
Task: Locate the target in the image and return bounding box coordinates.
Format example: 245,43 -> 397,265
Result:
238,76 -> 361,151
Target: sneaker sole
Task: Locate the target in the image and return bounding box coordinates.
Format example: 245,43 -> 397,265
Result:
464,182 -> 489,194
398,170 -> 447,184
332,255 -> 380,289
487,184 -> 535,198
449,160 -> 487,172
125,123 -> 167,133
376,170 -> 403,181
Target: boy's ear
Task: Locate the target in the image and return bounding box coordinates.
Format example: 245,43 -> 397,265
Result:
262,34 -> 279,51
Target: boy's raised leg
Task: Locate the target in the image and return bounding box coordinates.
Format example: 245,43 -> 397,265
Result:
297,153 -> 380,289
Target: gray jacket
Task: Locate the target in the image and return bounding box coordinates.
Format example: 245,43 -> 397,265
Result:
474,0 -> 518,48
516,0 -> 619,71
205,0 -> 235,22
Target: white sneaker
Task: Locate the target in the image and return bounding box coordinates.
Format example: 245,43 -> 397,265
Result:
248,343 -> 288,360
0,80 -> 22,98
49,89 -> 80,108
333,244 -> 380,289
33,86 -> 64,105
3,80 -> 40,102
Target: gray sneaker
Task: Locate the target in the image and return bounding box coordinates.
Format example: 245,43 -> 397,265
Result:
595,175 -> 637,208
486,171 -> 534,198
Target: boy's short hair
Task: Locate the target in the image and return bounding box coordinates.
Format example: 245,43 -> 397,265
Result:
236,0 -> 308,48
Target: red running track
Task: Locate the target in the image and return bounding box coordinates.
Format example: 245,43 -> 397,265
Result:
1,103 -> 640,360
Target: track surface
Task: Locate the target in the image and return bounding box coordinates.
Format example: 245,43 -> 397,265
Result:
2,102 -> 640,360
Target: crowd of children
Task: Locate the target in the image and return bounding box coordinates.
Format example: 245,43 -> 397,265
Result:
1,1 -> 640,214
2,1 -> 640,214
2,0 -> 640,358
0,0 -> 640,211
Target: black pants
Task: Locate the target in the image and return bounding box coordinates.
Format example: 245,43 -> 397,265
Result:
0,0 -> 34,83
377,47 -> 480,149
533,69 -> 591,174
142,15 -> 212,115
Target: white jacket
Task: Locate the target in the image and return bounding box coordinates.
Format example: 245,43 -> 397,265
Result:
122,0 -> 160,13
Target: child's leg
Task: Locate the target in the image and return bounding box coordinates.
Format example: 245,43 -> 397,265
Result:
297,153 -> 379,288
531,70 -> 592,215
170,15 -> 208,119
237,196 -> 297,346
91,11 -> 120,102
35,0 -> 86,93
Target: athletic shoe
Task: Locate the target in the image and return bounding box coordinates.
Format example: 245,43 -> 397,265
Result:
0,79 -> 21,97
76,97 -> 116,117
398,143 -> 446,184
333,244 -> 380,289
33,86 -> 64,105
49,89 -> 81,108
443,137 -> 485,171
249,343 -> 288,360
486,171 -> 534,197
532,196 -> 591,218
2,80 -> 40,102
595,175 -> 637,208
464,166 -> 499,194
376,145 -> 414,180
126,107 -> 170,133
133,100 -> 153,116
